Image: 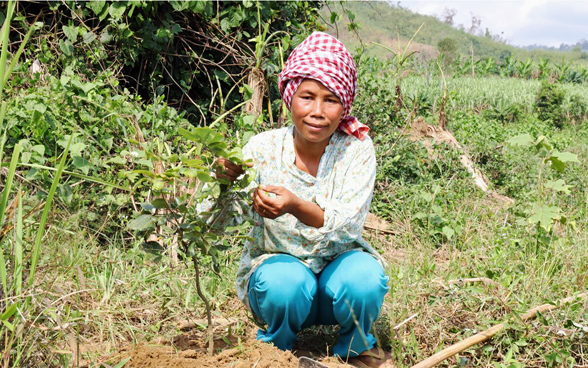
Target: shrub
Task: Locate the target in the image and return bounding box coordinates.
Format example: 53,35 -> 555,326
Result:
534,81 -> 566,128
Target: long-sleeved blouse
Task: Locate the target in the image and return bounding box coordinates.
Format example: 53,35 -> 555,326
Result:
234,125 -> 382,309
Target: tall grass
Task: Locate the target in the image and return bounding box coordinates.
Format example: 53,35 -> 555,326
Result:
0,2 -> 74,366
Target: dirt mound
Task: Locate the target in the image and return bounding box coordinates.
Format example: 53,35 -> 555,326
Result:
120,333 -> 354,368
124,340 -> 298,368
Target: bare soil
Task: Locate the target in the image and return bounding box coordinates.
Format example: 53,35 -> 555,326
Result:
120,331 -> 356,368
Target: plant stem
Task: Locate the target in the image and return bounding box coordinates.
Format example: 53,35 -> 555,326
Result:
192,255 -> 213,356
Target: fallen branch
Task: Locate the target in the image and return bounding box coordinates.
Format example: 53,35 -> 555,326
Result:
411,292 -> 588,368
447,277 -> 501,288
363,224 -> 399,235
178,317 -> 235,331
394,313 -> 419,330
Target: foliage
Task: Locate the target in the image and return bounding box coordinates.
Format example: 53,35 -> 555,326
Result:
0,4 -> 77,365
22,1 -> 322,125
437,37 -> 457,69
507,133 -> 578,244
482,98 -> 523,124
535,81 -> 566,128
127,124 -> 256,355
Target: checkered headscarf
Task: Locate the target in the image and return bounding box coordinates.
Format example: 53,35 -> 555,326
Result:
278,32 -> 369,141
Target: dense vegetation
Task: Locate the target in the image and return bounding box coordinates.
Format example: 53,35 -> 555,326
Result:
1,1 -> 587,367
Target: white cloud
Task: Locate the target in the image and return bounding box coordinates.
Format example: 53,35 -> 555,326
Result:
399,1 -> 588,47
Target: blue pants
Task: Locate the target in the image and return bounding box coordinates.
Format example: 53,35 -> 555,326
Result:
248,251 -> 389,358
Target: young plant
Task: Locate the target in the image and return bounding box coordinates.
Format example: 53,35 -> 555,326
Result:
507,134 -> 579,246
128,126 -> 256,356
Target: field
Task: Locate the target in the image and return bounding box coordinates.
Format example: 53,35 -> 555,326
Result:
1,2 -> 588,368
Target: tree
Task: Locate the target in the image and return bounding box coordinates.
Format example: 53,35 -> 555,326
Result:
437,37 -> 458,68
441,7 -> 457,26
468,12 -> 482,35
438,37 -> 457,55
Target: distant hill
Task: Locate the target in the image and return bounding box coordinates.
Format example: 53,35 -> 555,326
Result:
524,40 -> 588,52
319,2 -> 588,65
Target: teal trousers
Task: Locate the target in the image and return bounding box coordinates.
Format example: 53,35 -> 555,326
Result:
248,250 -> 389,358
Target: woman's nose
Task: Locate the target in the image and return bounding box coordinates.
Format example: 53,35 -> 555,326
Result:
310,100 -> 325,117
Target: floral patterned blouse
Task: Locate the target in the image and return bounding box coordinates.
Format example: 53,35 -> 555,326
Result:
234,125 -> 382,310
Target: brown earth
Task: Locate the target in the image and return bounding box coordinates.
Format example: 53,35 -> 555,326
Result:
119,333 -> 357,368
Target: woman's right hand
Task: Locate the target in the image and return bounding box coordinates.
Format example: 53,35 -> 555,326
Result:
215,158 -> 253,182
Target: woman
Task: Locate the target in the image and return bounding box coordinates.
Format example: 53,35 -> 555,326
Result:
218,32 -> 392,368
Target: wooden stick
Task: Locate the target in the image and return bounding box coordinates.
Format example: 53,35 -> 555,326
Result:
411,292 -> 588,368
363,224 -> 399,235
447,277 -> 501,288
394,313 -> 419,330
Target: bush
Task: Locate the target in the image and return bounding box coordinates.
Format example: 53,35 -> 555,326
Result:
534,80 -> 566,128
566,94 -> 588,125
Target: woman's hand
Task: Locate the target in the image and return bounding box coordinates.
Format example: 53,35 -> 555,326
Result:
252,185 -> 297,219
215,157 -> 253,182
253,185 -> 325,228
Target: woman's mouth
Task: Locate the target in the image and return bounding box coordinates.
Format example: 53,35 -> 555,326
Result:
304,121 -> 327,131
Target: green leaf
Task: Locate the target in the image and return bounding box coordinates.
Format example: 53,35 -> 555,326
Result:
109,3 -> 127,19
0,303 -> 17,329
242,84 -> 254,100
442,226 -> 455,239
507,133 -> 533,147
179,127 -> 225,148
347,10 -> 355,21
83,31 -> 97,44
528,204 -> 561,231
551,151 -> 579,163
29,135 -> 72,287
420,192 -> 432,202
100,28 -> 113,43
330,11 -> 338,24
69,143 -> 87,157
57,183 -> 73,204
197,171 -> 214,183
170,1 -> 189,11
58,39 -> 73,56
140,203 -> 155,212
181,157 -> 204,168
534,135 -> 552,151
112,357 -> 131,368
151,198 -> 168,209
210,183 -> 221,199
31,144 -> 45,156
73,156 -> 91,175
547,151 -> 579,173
62,25 -> 78,42
108,156 -> 126,165
87,1 -> 106,16
545,179 -> 572,194
128,214 -> 154,230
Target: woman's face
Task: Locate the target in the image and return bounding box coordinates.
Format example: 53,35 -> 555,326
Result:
290,79 -> 344,147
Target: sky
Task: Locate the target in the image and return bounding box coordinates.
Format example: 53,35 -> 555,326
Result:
398,1 -> 588,48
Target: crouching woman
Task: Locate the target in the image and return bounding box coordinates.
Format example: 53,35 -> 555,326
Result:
218,32 -> 392,367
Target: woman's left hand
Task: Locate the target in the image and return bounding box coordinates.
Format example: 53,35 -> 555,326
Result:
252,185 -> 298,219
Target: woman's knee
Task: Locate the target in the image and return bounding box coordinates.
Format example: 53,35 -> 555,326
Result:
250,255 -> 317,312
321,251 -> 389,301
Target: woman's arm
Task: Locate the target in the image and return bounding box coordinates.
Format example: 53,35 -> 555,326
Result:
252,185 -> 325,228
252,137 -> 376,239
